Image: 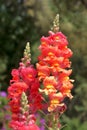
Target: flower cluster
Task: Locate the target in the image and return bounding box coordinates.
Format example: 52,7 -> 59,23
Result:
8,43 -> 41,130
8,15 -> 74,130
36,31 -> 73,113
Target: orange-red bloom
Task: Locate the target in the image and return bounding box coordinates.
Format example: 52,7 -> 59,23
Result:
36,31 -> 73,112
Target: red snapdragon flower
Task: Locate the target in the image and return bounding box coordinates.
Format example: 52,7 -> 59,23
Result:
8,82 -> 28,98
18,124 -> 40,130
8,58 -> 42,129
10,119 -> 40,130
8,63 -> 42,112
19,66 -> 37,85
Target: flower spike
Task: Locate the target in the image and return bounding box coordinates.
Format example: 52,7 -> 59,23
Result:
20,92 -> 29,115
51,14 -> 59,33
22,42 -> 31,65
24,42 -> 31,60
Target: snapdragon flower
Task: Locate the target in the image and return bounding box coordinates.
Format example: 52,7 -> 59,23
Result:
8,43 -> 41,130
36,14 -> 74,129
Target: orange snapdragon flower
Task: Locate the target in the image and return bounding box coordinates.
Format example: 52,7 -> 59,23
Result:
37,31 -> 73,112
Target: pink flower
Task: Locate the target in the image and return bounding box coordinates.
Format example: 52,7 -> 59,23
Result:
19,66 -> 37,85
10,120 -> 40,130
8,56 -> 42,129
18,124 -> 40,130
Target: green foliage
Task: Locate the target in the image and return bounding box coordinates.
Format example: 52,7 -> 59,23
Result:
0,92 -> 10,130
0,0 -> 40,89
62,115 -> 87,130
24,0 -> 54,33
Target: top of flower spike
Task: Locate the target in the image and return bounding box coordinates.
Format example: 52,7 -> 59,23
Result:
24,42 -> 31,61
51,14 -> 59,33
21,42 -> 31,66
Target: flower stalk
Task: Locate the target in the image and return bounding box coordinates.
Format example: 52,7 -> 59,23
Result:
51,14 -> 59,33
22,42 -> 31,66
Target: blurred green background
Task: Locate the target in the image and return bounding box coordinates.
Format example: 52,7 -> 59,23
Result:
0,0 -> 87,130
